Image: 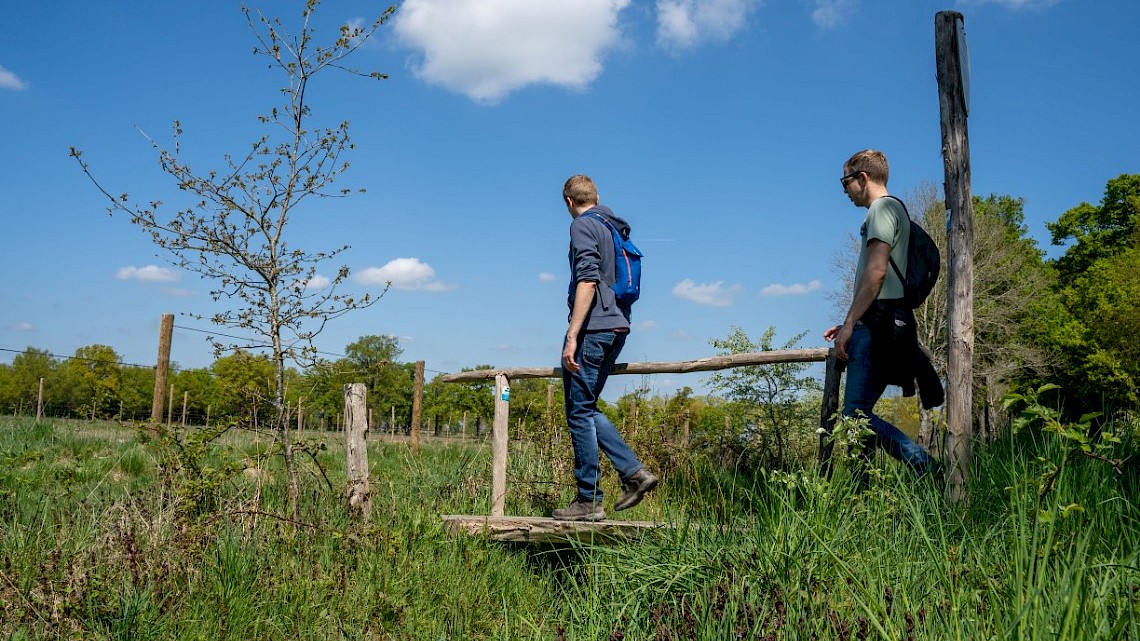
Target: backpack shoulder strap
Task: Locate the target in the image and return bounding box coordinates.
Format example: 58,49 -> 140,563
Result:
882,195 -> 911,284
587,211 -> 618,234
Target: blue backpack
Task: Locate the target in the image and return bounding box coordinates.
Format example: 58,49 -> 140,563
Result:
588,212 -> 643,306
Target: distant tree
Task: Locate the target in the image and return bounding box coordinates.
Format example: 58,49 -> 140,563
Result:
172,367 -> 217,424
706,326 -> 820,469
212,351 -> 275,428
119,365 -> 156,420
343,335 -> 412,430
70,2 -> 396,513
0,348 -> 58,414
60,345 -> 122,419
448,365 -> 497,436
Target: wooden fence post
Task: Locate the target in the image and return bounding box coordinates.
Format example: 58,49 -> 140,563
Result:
411,361 -> 424,453
36,377 -> 44,422
344,383 -> 371,521
491,374 -> 510,517
547,383 -> 559,444
151,313 -> 173,423
181,391 -> 189,427
817,349 -> 843,476
936,10 -> 975,503
166,383 -> 174,427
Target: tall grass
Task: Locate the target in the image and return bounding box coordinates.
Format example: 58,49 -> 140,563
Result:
1,416 -> 1137,639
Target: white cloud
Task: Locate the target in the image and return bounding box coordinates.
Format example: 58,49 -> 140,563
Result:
636,320 -> 659,331
538,272 -> 558,282
10,322 -> 34,332
656,0 -> 760,50
669,329 -> 693,340
760,279 -> 822,296
672,278 -> 743,306
0,65 -> 28,91
394,0 -> 631,103
303,274 -> 332,289
116,265 -> 178,282
811,0 -> 855,29
356,257 -> 452,291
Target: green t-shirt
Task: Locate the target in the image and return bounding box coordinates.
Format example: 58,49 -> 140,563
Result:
855,196 -> 909,300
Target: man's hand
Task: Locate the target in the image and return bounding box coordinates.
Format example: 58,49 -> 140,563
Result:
561,335 -> 580,373
824,323 -> 854,361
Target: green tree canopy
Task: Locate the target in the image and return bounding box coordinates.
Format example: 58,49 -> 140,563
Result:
1043,174 -> 1140,413
1047,173 -> 1140,281
60,345 -> 122,417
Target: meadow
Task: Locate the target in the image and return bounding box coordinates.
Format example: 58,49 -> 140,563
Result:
1,414 -> 1138,640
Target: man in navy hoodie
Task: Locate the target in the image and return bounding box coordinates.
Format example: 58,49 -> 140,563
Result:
553,174 -> 657,521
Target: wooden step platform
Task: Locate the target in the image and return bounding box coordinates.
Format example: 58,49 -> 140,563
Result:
442,514 -> 665,544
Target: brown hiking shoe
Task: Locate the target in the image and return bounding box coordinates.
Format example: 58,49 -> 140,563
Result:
552,498 -> 605,521
614,469 -> 658,512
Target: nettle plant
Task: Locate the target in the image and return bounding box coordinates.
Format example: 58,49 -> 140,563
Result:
1003,383 -> 1125,517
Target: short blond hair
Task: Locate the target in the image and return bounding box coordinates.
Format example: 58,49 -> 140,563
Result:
563,174 -> 599,207
844,149 -> 889,185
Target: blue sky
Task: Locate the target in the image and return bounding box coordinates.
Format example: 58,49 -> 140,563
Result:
2,0 -> 1137,400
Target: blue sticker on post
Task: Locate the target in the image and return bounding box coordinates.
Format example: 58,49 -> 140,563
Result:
501,386 -> 510,402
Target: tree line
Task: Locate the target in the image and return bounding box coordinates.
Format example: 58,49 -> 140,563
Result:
901,174 -> 1140,440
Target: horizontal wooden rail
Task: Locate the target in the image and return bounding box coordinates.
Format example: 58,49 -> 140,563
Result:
439,348 -> 831,383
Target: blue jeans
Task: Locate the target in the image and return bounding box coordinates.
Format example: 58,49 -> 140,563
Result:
563,330 -> 642,502
843,323 -> 933,472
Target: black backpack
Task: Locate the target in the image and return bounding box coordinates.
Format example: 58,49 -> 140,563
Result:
884,195 -> 941,309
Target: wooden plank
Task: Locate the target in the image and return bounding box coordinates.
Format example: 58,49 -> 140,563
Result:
442,514 -> 665,544
439,348 -> 830,383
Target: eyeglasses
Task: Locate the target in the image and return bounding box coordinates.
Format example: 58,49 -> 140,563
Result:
840,172 -> 861,188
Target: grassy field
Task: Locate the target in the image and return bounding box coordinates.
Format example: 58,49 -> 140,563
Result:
1,415 -> 1138,640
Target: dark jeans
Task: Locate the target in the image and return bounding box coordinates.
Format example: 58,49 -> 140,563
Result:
563,330 -> 642,502
843,323 -> 933,472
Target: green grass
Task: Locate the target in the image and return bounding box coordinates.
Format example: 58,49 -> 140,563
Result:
1,416 -> 1137,639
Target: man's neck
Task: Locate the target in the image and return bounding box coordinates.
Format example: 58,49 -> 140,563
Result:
863,183 -> 889,207
571,203 -> 597,218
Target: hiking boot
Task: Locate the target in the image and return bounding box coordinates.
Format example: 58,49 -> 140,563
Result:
552,498 -> 605,522
614,468 -> 658,512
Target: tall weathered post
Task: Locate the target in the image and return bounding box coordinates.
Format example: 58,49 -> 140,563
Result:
151,313 -> 174,423
936,11 -> 975,502
344,383 -> 371,521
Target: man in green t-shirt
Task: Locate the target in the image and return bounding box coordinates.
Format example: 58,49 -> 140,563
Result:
824,149 -> 935,477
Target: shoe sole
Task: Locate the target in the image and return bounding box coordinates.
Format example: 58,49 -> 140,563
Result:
551,512 -> 606,522
614,477 -> 658,512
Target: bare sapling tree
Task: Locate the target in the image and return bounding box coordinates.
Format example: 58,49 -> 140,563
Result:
71,1 -> 396,516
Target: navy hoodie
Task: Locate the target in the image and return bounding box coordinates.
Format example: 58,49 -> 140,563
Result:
568,205 -> 632,331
